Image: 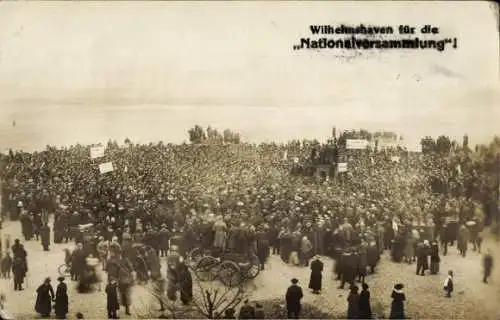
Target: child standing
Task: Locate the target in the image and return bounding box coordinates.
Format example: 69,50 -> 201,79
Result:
443,270 -> 454,298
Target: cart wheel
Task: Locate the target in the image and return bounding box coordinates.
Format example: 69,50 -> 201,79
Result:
195,256 -> 219,282
219,261 -> 242,287
186,247 -> 203,268
58,264 -> 70,276
246,254 -> 260,279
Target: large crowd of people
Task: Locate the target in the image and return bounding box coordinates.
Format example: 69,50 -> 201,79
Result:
0,132 -> 498,319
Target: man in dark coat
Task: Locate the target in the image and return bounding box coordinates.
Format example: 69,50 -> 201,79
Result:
158,225 -> 171,257
106,278 -> 120,319
285,278 -> 303,319
71,243 -> 86,281
12,256 -> 26,290
40,223 -> 51,251
20,212 -> 33,241
54,277 -> 69,319
416,242 -> 429,276
11,239 -> 28,273
33,212 -> 43,241
256,228 -> 270,270
339,248 -> 357,289
308,255 -> 323,294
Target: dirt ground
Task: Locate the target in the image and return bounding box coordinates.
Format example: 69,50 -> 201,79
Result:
1,218 -> 499,319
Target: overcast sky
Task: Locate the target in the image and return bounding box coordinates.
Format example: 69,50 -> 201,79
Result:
0,1 -> 498,151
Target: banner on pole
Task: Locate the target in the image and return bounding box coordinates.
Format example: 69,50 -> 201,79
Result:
99,162 -> 114,174
90,146 -> 105,159
346,139 -> 368,150
337,162 -> 348,172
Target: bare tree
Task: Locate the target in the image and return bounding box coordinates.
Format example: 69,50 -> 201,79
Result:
139,267 -> 249,319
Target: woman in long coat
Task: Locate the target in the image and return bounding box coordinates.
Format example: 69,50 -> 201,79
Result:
346,285 -> 360,320
35,277 -> 55,317
430,242 -> 441,274
308,256 -> 323,294
359,283 -> 372,319
389,283 -> 406,319
54,277 -> 69,319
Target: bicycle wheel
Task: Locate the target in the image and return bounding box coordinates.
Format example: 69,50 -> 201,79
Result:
195,256 -> 219,282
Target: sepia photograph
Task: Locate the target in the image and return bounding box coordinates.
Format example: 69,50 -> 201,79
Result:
0,1 -> 499,319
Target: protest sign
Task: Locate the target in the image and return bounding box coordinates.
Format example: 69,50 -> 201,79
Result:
346,139 -> 368,150
391,156 -> 400,163
337,162 -> 348,172
90,146 -> 105,159
99,162 -> 114,174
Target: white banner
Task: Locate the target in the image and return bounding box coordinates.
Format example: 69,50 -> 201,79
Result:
99,162 -> 114,174
391,156 -> 400,163
346,139 -> 368,150
337,162 -> 348,172
90,146 -> 105,159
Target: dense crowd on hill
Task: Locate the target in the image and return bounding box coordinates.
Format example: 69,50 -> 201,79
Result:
0,132 -> 498,319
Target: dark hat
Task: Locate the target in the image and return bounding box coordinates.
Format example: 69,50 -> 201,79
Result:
291,278 -> 299,284
57,276 -> 65,282
394,283 -> 404,290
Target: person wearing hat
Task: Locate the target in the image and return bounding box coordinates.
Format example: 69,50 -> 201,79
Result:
308,255 -> 323,294
35,277 -> 55,317
389,283 -> 406,319
285,278 -> 303,319
106,278 -> 120,319
359,283 -> 372,319
54,277 -> 69,319
347,285 -> 360,320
